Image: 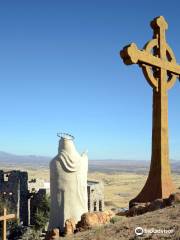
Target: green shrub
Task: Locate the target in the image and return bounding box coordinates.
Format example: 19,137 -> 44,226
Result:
33,195 -> 50,230
21,228 -> 41,240
110,216 -> 121,224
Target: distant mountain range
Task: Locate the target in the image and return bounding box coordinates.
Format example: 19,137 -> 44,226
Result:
88,159 -> 180,174
0,151 -> 179,173
0,151 -> 50,168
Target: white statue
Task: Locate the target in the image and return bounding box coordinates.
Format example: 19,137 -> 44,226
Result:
48,133 -> 88,231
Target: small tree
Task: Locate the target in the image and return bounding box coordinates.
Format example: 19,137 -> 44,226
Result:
33,195 -> 50,230
21,228 -> 42,240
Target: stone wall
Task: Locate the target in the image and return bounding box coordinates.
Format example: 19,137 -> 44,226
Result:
0,170 -> 47,226
0,170 -> 29,225
0,170 -> 104,227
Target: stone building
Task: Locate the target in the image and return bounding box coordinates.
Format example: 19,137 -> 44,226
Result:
87,180 -> 104,212
0,170 -> 104,227
0,170 -> 46,226
43,179 -> 104,214
0,170 -> 29,225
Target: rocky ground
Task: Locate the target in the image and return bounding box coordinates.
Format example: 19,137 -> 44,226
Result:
63,203 -> 180,240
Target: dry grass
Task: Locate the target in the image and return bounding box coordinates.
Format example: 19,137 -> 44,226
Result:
63,204 -> 180,240
14,167 -> 180,209
88,172 -> 180,208
4,165 -> 179,209
2,164 -> 180,239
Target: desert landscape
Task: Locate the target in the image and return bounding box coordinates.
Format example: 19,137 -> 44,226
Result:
1,153 -> 180,239
1,151 -> 179,209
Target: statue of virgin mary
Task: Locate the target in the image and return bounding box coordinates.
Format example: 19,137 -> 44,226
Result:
48,133 -> 88,231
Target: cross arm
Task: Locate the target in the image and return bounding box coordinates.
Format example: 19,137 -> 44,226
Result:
5,214 -> 16,220
120,43 -> 180,77
0,214 -> 16,221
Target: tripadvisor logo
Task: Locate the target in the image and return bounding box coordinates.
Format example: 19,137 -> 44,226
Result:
135,227 -> 144,236
135,227 -> 174,236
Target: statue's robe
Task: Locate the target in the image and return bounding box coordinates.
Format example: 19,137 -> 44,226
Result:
48,137 -> 88,231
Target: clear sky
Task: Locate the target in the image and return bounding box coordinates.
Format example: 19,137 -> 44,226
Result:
0,0 -> 180,160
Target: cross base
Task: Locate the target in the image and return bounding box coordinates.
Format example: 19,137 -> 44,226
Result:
129,171 -> 176,208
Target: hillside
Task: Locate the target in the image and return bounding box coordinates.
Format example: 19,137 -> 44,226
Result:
64,204 -> 180,240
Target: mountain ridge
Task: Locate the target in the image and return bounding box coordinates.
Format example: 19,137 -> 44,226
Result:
0,151 -> 179,173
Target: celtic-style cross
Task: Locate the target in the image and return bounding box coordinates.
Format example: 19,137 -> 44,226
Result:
120,16 -> 179,206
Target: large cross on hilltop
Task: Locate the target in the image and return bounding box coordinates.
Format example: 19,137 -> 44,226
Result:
0,208 -> 16,240
120,16 -> 179,206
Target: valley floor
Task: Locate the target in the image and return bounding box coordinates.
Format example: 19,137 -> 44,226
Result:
11,167 -> 180,208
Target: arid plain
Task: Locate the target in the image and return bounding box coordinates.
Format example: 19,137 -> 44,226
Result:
1,155 -> 179,209
27,171 -> 180,208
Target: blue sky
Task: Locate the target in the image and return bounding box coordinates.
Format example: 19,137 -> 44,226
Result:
0,1 -> 180,160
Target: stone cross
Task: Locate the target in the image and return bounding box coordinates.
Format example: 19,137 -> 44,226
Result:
120,16 -> 179,206
0,208 -> 16,240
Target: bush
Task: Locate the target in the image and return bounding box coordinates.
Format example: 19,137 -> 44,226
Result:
21,228 -> 42,240
21,195 -> 50,238
110,216 -> 121,224
34,210 -> 48,230
0,195 -> 50,239
33,195 -> 50,230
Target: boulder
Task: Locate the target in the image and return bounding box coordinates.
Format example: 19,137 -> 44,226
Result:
168,192 -> 180,204
45,228 -> 59,240
126,193 -> 180,217
77,211 -> 114,229
148,198 -> 165,211
116,211 -> 128,216
65,218 -> 76,235
126,202 -> 150,217
105,210 -> 115,219
127,199 -> 165,217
